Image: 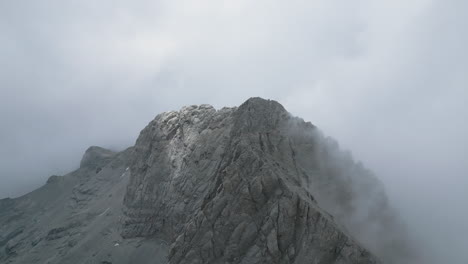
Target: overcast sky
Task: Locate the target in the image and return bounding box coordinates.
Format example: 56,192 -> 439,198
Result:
1,0 -> 467,262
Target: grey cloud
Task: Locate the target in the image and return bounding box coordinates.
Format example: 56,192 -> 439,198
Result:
1,0 -> 467,262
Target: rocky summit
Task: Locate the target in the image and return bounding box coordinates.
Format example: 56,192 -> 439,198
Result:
0,98 -> 413,264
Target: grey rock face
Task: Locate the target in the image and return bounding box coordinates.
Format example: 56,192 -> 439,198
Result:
0,97 -> 413,264
122,98 -> 386,263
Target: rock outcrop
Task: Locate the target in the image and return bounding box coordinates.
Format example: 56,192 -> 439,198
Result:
0,98 -> 413,264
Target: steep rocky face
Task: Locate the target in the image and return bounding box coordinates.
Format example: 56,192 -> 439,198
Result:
122,98 -> 388,263
0,97 -> 413,264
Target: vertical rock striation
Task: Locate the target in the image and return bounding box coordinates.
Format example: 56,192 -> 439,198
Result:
122,98 -> 390,264
0,97 -> 413,264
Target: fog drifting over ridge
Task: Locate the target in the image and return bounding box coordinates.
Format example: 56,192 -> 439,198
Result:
1,0 -> 467,263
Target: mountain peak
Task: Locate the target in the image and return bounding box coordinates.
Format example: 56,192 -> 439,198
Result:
0,98 -> 415,264
80,146 -> 116,169
240,97 -> 285,109
233,97 -> 290,134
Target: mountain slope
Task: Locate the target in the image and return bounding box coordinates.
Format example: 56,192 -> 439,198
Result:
0,98 -> 411,263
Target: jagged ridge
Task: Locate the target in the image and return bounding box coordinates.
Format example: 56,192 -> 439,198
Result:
0,97 -> 413,264
122,98 -> 382,263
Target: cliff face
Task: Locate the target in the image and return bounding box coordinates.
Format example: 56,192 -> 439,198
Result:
0,98 -> 411,264
122,97 -> 387,264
